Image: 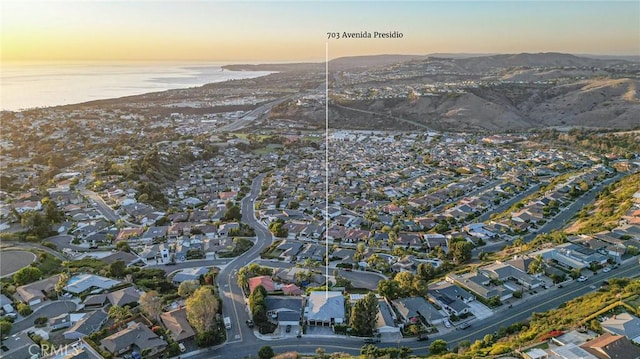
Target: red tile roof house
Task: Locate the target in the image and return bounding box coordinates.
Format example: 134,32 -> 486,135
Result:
248,276 -> 275,294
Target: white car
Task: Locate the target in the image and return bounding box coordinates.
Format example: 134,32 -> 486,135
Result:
443,319 -> 452,328
577,276 -> 588,282
602,267 -> 611,273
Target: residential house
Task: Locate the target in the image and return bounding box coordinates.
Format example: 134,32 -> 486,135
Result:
15,274 -> 60,306
101,251 -> 140,267
375,297 -> 401,337
107,286 -> 141,307
265,296 -> 303,332
171,267 -> 209,284
49,313 -> 72,330
248,276 -> 276,294
140,226 -> 168,243
100,322 -> 167,356
63,311 -> 108,339
82,294 -> 108,310
580,333 -> 640,359
429,281 -> 473,316
160,307 -> 196,342
64,274 -> 121,295
479,262 -> 543,290
449,272 -> 514,302
601,313 -> 640,344
304,291 -> 345,326
392,296 -> 446,325
396,233 -> 423,249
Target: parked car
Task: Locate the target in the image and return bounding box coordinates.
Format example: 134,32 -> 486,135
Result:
285,325 -> 292,333
443,319 -> 452,328
363,337 -> 380,343
458,322 -> 471,330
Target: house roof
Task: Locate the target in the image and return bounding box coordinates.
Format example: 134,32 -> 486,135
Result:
306,291 -> 345,322
100,322 -> 167,354
107,286 -> 141,307
248,276 -> 275,293
601,313 -> 640,342
101,251 -> 139,265
393,297 -> 445,323
64,310 -> 108,338
265,296 -> 303,313
376,298 -> 396,329
15,274 -> 60,303
160,307 -> 195,342
580,333 -> 640,359
172,267 -> 209,283
65,274 -> 121,294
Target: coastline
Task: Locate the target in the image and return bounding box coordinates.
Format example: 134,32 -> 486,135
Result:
0,62 -> 275,112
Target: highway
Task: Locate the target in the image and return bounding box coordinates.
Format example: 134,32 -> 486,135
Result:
216,96 -> 293,132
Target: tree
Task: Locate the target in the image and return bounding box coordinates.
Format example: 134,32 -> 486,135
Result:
0,320 -> 12,336
429,339 -> 448,355
186,286 -> 219,333
258,346 -> 275,359
395,271 -> 417,296
178,280 -> 200,298
45,200 -> 64,223
527,255 -> 545,275
223,205 -> 242,222
350,292 -> 378,336
417,262 -> 436,282
377,279 -> 401,300
13,266 -> 42,285
450,241 -> 473,264
109,260 -> 127,278
17,303 -> 32,316
140,290 -> 164,322
20,211 -> 50,238
54,272 -> 69,296
115,241 -> 131,252
108,305 -> 132,325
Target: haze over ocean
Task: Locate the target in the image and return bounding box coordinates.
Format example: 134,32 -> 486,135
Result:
0,62 -> 273,111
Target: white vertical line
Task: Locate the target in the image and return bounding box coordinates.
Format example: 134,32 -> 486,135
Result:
325,41 -> 329,299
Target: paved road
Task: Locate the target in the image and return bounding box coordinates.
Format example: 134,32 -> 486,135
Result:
217,96 -> 293,132
0,241 -> 67,261
218,173 -> 274,346
10,300 -> 78,334
79,188 -> 120,223
197,258 -> 640,358
0,250 -> 36,278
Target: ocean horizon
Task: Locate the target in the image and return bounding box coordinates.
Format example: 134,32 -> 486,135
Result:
0,61 -> 274,111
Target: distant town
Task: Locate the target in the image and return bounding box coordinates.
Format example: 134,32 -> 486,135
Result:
1,53 -> 639,359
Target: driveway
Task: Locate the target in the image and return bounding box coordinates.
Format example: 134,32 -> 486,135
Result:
467,300 -> 493,320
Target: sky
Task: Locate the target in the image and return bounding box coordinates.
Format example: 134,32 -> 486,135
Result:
1,1 -> 639,63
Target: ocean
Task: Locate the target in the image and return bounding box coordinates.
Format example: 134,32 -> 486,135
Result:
0,62 -> 273,111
